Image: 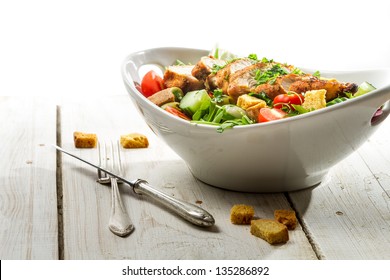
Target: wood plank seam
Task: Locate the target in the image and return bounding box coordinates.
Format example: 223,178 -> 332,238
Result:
285,192 -> 322,259
56,105 -> 64,260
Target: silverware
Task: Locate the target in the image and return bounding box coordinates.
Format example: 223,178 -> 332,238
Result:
98,141 -> 134,237
54,145 -> 215,227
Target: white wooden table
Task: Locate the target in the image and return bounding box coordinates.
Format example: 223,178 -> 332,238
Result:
1,95 -> 389,260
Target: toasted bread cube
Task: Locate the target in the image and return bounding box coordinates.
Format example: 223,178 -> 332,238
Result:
246,102 -> 268,122
230,204 -> 255,224
302,89 -> 326,110
274,209 -> 297,230
73,131 -> 97,148
120,133 -> 149,149
147,88 -> 175,107
250,219 -> 289,245
237,94 -> 266,110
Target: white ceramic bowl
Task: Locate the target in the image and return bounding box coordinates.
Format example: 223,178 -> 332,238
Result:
121,47 -> 390,192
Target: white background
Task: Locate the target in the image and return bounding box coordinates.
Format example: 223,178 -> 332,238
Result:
1,1 -> 389,276
1,0 -> 389,98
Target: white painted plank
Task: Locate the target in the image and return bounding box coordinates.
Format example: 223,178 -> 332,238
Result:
60,95 -> 316,259
0,97 -> 58,259
289,117 -> 390,259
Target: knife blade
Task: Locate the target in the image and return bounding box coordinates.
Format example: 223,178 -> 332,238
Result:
54,144 -> 128,183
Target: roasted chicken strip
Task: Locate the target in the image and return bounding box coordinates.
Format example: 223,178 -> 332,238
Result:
282,74 -> 358,101
191,56 -> 225,83
227,62 -> 294,101
214,59 -> 358,101
206,58 -> 253,93
164,65 -> 204,93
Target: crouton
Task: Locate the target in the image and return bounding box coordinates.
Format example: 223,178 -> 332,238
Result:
120,133 -> 149,149
73,131 -> 97,148
246,102 -> 267,122
274,209 -> 297,230
230,204 -> 255,224
250,219 -> 289,245
237,94 -> 267,110
147,88 -> 176,107
163,65 -> 204,93
302,89 -> 327,110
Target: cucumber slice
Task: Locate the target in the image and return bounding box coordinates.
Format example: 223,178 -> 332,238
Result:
354,81 -> 376,97
179,89 -> 211,116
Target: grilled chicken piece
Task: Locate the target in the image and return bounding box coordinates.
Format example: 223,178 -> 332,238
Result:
221,62 -> 358,101
163,65 -> 204,93
191,56 -> 226,83
252,73 -> 358,101
283,74 -> 358,101
252,82 -> 287,100
227,62 -> 293,101
206,58 -> 253,93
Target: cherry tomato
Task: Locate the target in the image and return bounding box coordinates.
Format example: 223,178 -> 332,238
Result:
140,70 -> 165,97
273,92 -> 304,109
258,108 -> 287,123
165,106 -> 191,121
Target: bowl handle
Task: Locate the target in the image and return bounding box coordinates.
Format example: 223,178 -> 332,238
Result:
371,100 -> 390,126
367,84 -> 390,126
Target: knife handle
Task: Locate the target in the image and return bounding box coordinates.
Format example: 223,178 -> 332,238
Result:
131,179 -> 215,227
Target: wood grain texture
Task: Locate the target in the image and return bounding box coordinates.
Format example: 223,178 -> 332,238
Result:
289,117 -> 390,259
2,95 -> 389,260
0,96 -> 58,259
60,96 -> 316,259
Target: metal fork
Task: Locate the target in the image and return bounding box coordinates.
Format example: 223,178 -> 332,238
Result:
98,141 -> 134,237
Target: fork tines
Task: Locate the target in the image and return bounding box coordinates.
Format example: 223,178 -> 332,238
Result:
97,141 -> 123,184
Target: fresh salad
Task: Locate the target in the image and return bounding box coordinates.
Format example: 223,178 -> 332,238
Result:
137,49 -> 377,132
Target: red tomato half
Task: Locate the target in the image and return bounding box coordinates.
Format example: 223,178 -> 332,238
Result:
273,92 -> 304,109
140,70 -> 165,97
258,108 -> 287,123
165,106 -> 191,121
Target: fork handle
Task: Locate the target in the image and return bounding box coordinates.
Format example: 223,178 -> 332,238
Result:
109,178 -> 134,237
131,179 -> 215,227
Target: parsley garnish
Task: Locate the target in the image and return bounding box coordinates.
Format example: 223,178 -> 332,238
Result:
211,64 -> 225,74
212,89 -> 224,103
175,59 -> 189,66
313,70 -> 321,78
254,64 -> 289,85
261,57 -> 273,63
249,92 -> 273,106
248,54 -> 258,61
291,67 -> 304,75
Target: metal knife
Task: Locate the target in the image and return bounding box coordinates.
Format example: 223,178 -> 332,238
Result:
54,145 -> 215,227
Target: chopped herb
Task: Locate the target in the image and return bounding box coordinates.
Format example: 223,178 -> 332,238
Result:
249,92 -> 273,106
212,89 -> 224,103
261,57 -> 274,63
211,63 -> 225,74
213,48 -> 219,59
254,64 -> 289,85
313,70 -> 321,78
291,67 -> 304,75
175,59 -> 189,66
248,53 -> 258,61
